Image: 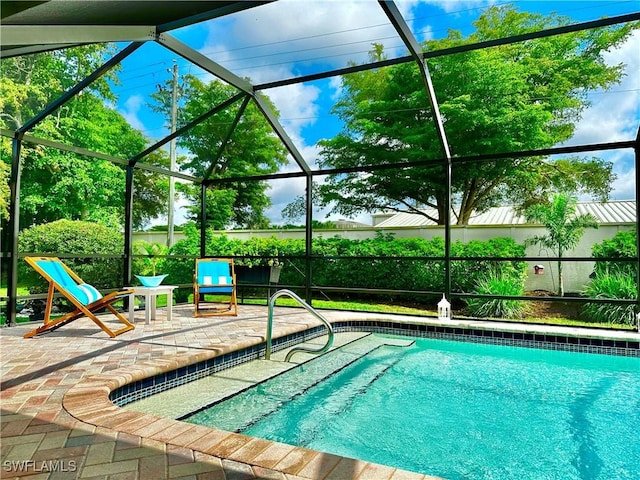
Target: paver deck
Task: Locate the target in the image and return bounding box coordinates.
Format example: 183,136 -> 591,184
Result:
2,303 -> 638,479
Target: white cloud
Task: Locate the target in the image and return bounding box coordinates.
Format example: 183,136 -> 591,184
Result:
597,149 -> 636,200
328,76 -> 344,101
564,31 -> 639,145
561,30 -> 639,200
264,83 -> 321,141
119,95 -> 145,131
611,163 -> 636,200
200,0 -> 406,79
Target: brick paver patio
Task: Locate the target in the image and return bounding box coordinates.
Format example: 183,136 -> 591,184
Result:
1,303 -> 441,479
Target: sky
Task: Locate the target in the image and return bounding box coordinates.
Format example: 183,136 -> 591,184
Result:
110,0 -> 640,227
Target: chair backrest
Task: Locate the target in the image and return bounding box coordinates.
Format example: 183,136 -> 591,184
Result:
26,257 -> 103,306
196,259 -> 234,286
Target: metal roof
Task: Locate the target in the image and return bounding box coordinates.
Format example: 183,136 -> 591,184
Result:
374,201 -> 637,227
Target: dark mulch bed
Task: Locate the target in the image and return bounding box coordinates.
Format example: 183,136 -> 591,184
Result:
525,290 -> 582,320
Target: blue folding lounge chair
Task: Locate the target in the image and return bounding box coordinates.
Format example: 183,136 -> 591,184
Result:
23,256 -> 135,338
194,258 -> 238,317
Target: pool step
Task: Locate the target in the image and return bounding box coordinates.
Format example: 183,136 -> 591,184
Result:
240,343 -> 409,445
124,332 -> 410,420
183,334 -> 415,431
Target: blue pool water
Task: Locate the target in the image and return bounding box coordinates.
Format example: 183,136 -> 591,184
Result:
185,336 -> 640,479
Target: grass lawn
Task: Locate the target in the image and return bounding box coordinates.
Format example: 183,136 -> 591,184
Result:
236,295 -> 636,331
3,290 -> 635,331
1,287 -> 30,296
134,292 -> 639,331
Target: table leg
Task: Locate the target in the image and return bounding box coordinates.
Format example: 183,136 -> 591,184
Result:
150,294 -> 157,321
167,290 -> 173,322
128,293 -> 135,323
145,293 -> 152,325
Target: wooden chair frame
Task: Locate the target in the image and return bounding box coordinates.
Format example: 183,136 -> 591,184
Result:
193,258 -> 238,317
23,256 -> 135,338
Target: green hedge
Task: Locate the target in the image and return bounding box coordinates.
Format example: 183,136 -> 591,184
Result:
585,230 -> 638,325
302,234 -> 526,296
591,229 -> 637,277
16,220 -> 528,307
18,219 -> 124,293
164,228 -> 527,302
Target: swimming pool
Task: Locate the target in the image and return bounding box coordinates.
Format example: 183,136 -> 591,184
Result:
184,334 -> 640,480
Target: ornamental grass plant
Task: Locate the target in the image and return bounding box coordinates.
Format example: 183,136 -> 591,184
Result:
582,273 -> 637,326
465,275 -> 530,319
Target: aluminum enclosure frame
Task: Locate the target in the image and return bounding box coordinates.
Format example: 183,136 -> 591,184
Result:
2,2 -> 639,326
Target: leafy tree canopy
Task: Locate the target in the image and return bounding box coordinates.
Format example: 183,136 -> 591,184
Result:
0,160 -> 9,222
151,75 -> 288,230
292,5 -> 636,225
1,45 -> 169,230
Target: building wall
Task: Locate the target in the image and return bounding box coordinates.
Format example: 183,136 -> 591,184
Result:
133,223 -> 635,293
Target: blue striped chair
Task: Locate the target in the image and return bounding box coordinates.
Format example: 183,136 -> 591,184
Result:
193,258 -> 238,317
23,256 -> 135,338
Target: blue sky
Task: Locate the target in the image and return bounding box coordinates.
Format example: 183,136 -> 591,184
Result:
111,1 -> 640,226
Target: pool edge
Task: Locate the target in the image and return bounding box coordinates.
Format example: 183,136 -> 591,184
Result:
63,315 -> 638,480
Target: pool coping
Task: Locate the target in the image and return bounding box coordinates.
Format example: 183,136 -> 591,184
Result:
63,319 -> 435,479
109,318 -> 639,409
63,314 -> 639,480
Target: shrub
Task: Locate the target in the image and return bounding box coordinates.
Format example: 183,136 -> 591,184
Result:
451,237 -> 527,293
591,230 -> 637,277
18,219 -> 124,292
308,233 -> 446,295
582,273 -> 637,326
465,275 -> 530,319
163,227 -> 527,304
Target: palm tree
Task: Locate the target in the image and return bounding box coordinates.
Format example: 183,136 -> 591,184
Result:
525,194 -> 598,296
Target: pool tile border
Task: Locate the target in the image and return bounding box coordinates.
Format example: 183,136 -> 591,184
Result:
335,320 -> 640,356
110,319 -> 639,407
110,326 -> 325,406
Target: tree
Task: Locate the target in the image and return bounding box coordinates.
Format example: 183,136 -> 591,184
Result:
0,46 -> 169,230
152,75 -> 288,230
294,5 -> 635,225
525,193 -> 598,296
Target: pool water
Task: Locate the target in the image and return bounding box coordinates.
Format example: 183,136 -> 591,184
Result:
185,336 -> 640,479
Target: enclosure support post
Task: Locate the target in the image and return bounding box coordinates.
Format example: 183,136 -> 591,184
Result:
634,126 -> 640,330
199,183 -> 207,258
444,162 -> 452,298
305,175 -> 313,304
6,134 -> 23,326
123,165 -> 135,287
379,0 -> 453,301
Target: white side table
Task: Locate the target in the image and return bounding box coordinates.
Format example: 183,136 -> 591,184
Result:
127,285 -> 177,324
